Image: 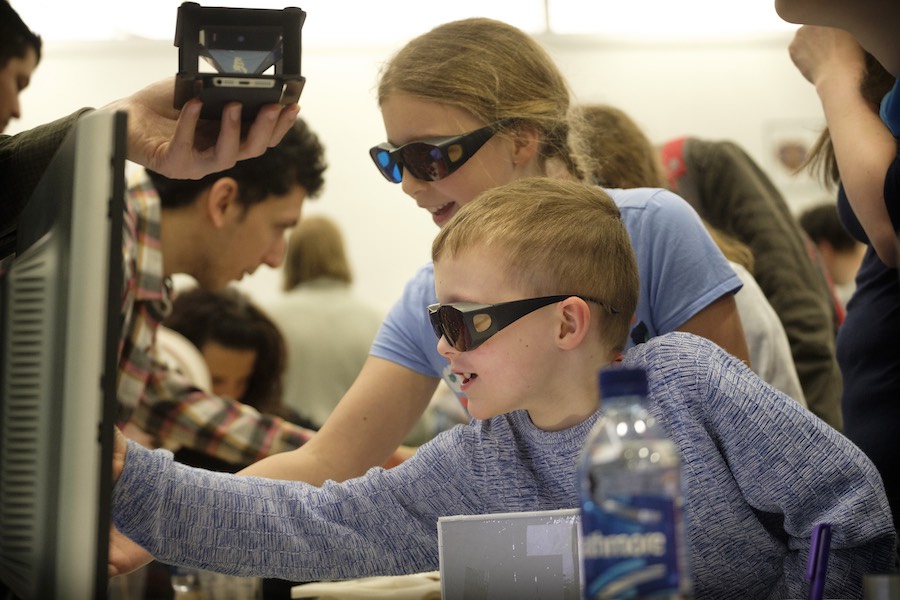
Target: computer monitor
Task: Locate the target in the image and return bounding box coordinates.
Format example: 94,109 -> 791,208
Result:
0,109 -> 126,599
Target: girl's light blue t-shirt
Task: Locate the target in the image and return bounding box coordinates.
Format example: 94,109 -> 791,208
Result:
370,186 -> 741,396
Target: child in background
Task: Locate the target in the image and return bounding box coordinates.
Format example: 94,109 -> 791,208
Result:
159,286 -> 314,470
799,201 -> 866,311
163,287 -> 293,421
265,216 -> 384,431
110,178 -> 896,599
152,286 -> 310,598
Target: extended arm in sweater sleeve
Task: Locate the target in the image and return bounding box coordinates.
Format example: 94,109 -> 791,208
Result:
113,432 -> 482,582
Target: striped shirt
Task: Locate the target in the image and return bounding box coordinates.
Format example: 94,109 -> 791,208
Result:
117,171 -> 313,466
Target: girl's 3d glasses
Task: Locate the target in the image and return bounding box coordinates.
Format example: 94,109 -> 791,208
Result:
369,119 -> 515,184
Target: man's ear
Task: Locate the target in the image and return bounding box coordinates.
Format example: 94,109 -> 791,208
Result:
556,297 -> 592,350
205,177 -> 240,229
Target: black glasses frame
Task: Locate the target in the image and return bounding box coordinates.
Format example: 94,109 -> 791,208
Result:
369,118 -> 516,184
428,294 -> 617,352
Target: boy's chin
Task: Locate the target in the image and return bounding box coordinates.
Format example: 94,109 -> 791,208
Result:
465,402 -> 497,422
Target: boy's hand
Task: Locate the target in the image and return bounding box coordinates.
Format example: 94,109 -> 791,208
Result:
108,527 -> 154,578
102,77 -> 300,180
112,425 -> 128,483
109,426 -> 154,576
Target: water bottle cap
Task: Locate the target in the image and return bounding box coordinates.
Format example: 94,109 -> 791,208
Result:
598,367 -> 648,398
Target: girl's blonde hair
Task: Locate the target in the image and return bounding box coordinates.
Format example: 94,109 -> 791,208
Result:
377,18 -> 594,181
282,216 -> 352,291
433,177 -> 639,353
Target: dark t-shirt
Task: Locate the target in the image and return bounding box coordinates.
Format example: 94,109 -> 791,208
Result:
836,154 -> 900,533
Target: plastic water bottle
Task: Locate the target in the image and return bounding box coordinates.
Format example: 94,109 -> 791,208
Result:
578,367 -> 691,599
170,565 -> 206,599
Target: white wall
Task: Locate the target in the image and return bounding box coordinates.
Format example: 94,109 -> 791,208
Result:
8,30 -> 829,313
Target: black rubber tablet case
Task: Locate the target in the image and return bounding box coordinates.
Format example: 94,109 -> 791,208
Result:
174,2 -> 306,120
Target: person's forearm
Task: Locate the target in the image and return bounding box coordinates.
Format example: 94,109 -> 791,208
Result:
817,72 -> 898,266
240,357 -> 438,483
238,447 -> 319,482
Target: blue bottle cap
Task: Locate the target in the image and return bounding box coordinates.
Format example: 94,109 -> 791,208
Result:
598,367 -> 648,398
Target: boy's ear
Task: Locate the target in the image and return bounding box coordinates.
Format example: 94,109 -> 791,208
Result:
556,297 -> 592,350
205,177 -> 240,228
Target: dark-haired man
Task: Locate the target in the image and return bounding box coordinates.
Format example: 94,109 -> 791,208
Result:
119,117 -> 328,465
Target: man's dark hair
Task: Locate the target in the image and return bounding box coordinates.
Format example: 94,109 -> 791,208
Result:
0,1 -> 42,68
147,116 -> 327,210
799,202 -> 857,252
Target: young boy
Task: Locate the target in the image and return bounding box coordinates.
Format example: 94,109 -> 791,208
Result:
110,178 -> 896,598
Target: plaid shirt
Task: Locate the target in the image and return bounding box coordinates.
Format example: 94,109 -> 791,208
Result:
117,171 -> 313,465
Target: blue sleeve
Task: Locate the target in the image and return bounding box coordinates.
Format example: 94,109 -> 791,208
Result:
609,187 -> 742,343
369,262 -> 445,378
113,433 -> 482,581
697,346 -> 896,598
628,334 -> 896,599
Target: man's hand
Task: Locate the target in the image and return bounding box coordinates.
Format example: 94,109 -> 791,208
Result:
102,78 -> 300,180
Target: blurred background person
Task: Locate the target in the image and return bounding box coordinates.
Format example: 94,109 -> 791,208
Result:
578,103 -> 806,405
265,215 -> 382,430
660,133 -> 841,428
789,23 -> 900,548
799,201 -> 867,311
264,215 -> 440,445
160,285 -> 308,461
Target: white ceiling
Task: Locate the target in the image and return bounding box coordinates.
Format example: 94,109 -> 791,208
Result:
12,0 -> 796,46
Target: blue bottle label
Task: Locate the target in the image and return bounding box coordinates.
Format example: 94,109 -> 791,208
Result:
582,494 -> 683,599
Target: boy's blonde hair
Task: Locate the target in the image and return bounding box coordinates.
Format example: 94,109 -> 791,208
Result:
432,178 -> 639,352
377,17 -> 593,181
282,215 -> 352,291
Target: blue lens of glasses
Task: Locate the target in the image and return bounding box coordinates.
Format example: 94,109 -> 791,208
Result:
375,150 -> 402,183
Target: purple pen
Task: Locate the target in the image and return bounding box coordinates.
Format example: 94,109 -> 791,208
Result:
806,522 -> 832,600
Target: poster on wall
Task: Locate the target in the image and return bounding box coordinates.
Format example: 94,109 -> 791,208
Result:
762,118 -> 831,210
